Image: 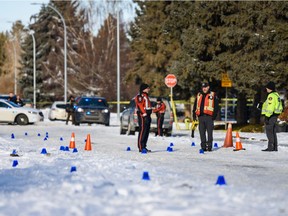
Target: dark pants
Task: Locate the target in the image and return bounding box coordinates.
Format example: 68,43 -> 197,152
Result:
155,113 -> 165,136
66,112 -> 75,125
265,115 -> 278,151
137,111 -> 151,151
198,115 -> 214,150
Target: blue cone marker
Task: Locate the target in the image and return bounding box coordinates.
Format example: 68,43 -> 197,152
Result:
41,148 -> 47,154
12,160 -> 18,167
142,171 -> 150,180
70,166 -> 77,172
141,149 -> 147,154
216,175 -> 226,185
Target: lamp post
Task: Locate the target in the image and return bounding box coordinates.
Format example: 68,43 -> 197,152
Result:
116,6 -> 120,123
29,31 -> 36,109
31,3 -> 67,103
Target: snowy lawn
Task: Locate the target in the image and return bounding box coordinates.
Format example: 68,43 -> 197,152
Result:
0,113 -> 287,216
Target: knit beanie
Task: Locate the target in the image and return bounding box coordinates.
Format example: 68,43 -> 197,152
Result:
265,81 -> 275,91
140,83 -> 149,93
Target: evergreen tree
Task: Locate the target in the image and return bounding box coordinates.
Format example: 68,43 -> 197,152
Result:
0,33 -> 7,76
19,0 -> 89,102
128,1 -> 288,123
127,1 -> 177,97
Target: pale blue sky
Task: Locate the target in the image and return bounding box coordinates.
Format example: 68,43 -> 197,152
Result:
0,0 -> 49,32
0,0 -> 136,33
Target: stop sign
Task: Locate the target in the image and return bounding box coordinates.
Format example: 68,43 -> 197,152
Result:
165,74 -> 177,88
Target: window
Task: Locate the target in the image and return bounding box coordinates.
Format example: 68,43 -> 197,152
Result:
0,102 -> 10,108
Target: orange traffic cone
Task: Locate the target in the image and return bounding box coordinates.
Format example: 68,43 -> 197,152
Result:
233,131 -> 246,151
85,134 -> 92,151
223,123 -> 233,148
69,132 -> 76,149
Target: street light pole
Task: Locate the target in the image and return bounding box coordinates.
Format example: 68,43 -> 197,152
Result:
31,3 -> 67,103
116,4 -> 121,123
29,31 -> 36,109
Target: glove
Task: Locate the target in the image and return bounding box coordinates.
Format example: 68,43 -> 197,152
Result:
142,113 -> 147,117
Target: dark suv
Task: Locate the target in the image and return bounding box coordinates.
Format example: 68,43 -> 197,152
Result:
120,97 -> 173,136
74,96 -> 110,126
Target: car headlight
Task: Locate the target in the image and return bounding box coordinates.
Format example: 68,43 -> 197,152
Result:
28,111 -> 38,115
77,107 -> 84,112
102,109 -> 109,113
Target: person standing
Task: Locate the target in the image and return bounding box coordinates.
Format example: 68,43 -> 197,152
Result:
135,83 -> 152,152
193,82 -> 219,151
66,96 -> 76,125
8,92 -> 17,103
15,95 -> 24,106
153,97 -> 166,136
261,81 -> 283,151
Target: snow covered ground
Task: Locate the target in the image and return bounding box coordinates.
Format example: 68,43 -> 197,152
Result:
0,111 -> 287,216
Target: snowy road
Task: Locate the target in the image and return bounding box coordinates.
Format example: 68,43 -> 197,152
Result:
0,114 -> 287,216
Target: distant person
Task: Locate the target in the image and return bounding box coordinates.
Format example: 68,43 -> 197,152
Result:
15,95 -> 24,106
66,96 -> 75,125
261,81 -> 283,151
193,82 -> 219,152
8,92 -> 16,103
153,97 -> 166,136
135,83 -> 152,152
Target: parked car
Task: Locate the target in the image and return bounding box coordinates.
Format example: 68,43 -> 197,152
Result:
120,96 -> 173,136
74,96 -> 110,126
0,95 -> 9,100
48,101 -> 68,121
0,99 -> 44,125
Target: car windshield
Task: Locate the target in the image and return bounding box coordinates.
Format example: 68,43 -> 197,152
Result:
6,100 -> 21,107
78,98 -> 108,107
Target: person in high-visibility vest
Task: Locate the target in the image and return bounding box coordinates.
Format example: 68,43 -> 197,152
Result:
193,82 -> 219,151
261,81 -> 283,151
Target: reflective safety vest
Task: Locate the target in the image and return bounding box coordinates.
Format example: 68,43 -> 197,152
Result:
135,92 -> 151,115
261,92 -> 283,117
195,92 -> 215,116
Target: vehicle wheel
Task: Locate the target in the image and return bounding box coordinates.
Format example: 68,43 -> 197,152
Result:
127,120 -> 135,135
16,114 -> 29,125
120,122 -> 126,135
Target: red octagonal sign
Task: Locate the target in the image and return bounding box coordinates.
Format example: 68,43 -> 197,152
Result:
165,74 -> 177,88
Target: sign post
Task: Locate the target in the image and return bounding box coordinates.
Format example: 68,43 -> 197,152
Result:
221,73 -> 232,129
165,74 -> 179,129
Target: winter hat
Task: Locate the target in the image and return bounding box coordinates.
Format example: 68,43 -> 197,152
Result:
157,97 -> 162,102
265,81 -> 275,91
201,82 -> 210,87
140,83 -> 149,92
